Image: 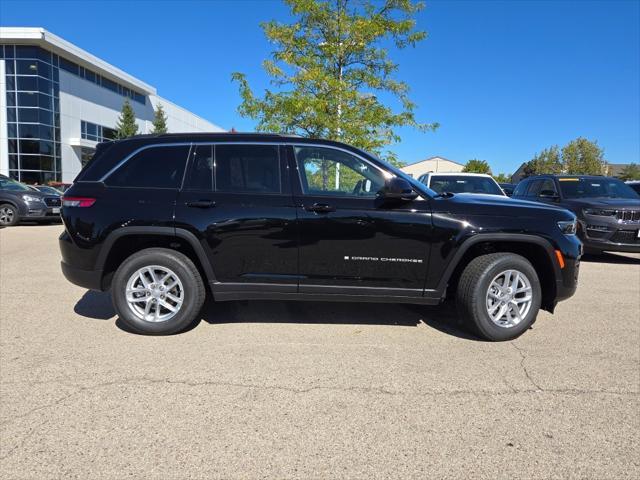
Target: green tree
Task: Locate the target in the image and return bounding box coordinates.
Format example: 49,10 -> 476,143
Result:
618,163 -> 640,181
232,0 -> 437,165
523,145 -> 563,177
493,172 -> 512,183
462,159 -> 491,174
115,100 -> 139,139
151,103 -> 168,134
562,137 -> 605,175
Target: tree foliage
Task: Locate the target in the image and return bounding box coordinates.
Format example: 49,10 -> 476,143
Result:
492,172 -> 512,183
151,103 -> 168,134
232,0 -> 437,164
561,137 -> 605,175
618,163 -> 640,181
523,145 -> 563,177
462,159 -> 491,174
115,100 -> 139,139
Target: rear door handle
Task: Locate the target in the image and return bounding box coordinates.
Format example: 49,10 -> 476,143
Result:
305,203 -> 336,213
186,200 -> 216,208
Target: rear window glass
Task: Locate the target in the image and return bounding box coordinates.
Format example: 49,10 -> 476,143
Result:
106,146 -> 190,188
215,144 -> 280,193
429,176 -> 503,195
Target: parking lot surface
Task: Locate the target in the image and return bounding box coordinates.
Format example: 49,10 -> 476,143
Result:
1,225 -> 639,479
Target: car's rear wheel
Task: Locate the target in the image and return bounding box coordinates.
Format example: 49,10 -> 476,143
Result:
0,204 -> 19,226
111,248 -> 205,335
456,253 -> 541,341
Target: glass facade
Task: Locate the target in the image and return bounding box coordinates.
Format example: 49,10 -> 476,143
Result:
2,45 -> 61,184
1,44 -> 147,184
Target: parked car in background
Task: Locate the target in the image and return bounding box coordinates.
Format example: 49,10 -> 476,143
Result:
48,182 -> 73,193
512,175 -> 640,254
0,176 -> 62,226
499,183 -> 516,196
626,181 -> 640,195
417,173 -> 506,196
59,133 -> 581,341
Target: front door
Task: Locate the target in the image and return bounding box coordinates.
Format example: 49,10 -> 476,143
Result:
174,143 -> 298,294
289,145 -> 432,297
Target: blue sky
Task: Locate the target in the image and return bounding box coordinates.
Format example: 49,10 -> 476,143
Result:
1,0 -> 638,173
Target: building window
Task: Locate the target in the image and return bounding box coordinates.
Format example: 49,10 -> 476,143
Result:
81,121 -> 117,143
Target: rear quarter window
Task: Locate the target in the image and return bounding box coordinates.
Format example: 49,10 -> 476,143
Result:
105,145 -> 190,189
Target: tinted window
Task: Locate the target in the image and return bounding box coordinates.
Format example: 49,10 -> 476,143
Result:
537,179 -> 557,195
428,175 -> 503,195
106,146 -> 190,188
184,145 -> 214,191
558,178 -> 639,199
294,146 -> 385,197
215,144 -> 280,193
512,181 -> 529,197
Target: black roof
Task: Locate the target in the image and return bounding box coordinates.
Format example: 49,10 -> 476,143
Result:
522,174 -> 611,180
106,132 -> 348,147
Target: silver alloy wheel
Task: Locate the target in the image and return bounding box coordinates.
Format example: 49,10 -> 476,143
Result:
485,269 -> 533,328
125,265 -> 184,323
0,206 -> 15,225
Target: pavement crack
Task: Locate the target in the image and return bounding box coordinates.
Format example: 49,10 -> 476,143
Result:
511,342 -> 544,392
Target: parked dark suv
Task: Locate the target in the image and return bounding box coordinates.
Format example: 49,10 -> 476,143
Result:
60,133 -> 581,341
512,175 -> 640,254
0,176 -> 62,226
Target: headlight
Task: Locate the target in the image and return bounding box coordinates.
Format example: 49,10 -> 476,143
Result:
557,220 -> 577,235
583,208 -> 616,216
22,194 -> 44,203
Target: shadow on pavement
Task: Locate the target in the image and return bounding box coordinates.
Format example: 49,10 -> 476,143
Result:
581,252 -> 640,265
74,290 -> 115,320
74,290 -> 478,340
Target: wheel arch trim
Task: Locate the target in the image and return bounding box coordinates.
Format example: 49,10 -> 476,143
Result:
95,226 -> 217,283
432,233 -> 561,296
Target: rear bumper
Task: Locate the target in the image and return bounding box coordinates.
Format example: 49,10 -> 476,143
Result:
60,261 -> 103,291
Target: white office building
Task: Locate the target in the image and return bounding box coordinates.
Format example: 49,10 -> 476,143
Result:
0,27 -> 224,184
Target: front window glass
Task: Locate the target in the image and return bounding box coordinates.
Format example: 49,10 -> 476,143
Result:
294,146 -> 386,197
558,178 -> 640,199
429,175 -> 503,195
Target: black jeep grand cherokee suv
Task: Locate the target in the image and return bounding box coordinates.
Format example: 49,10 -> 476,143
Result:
60,133 -> 581,341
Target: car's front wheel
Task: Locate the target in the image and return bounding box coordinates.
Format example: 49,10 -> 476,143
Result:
456,253 -> 541,341
111,248 -> 206,335
0,204 -> 19,226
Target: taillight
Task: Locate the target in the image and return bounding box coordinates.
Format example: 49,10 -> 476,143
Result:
62,197 -> 96,207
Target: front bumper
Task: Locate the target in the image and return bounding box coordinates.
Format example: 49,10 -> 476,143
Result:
580,219 -> 640,253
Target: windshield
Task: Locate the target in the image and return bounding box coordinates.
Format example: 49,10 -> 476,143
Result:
429,175 -> 504,195
0,177 -> 31,192
36,186 -> 62,195
558,178 -> 640,199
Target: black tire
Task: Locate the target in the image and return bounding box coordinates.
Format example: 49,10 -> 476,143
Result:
0,204 -> 19,226
111,248 -> 206,335
456,253 -> 542,341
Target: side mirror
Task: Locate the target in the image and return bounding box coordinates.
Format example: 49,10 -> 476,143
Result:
539,190 -> 559,200
379,177 -> 418,202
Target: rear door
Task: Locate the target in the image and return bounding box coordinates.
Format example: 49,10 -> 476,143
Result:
174,142 -> 298,293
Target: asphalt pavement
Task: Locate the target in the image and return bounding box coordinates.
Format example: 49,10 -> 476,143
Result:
1,225 -> 638,479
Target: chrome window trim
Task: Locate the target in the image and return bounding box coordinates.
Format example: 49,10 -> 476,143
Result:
100,141 -> 394,183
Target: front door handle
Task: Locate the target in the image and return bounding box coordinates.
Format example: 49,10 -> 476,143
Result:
305,203 -> 336,213
186,200 -> 216,209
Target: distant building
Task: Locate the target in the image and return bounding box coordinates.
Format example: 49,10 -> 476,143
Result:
400,156 -> 464,178
0,27 -> 224,184
511,163 -> 528,183
606,163 -> 634,178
